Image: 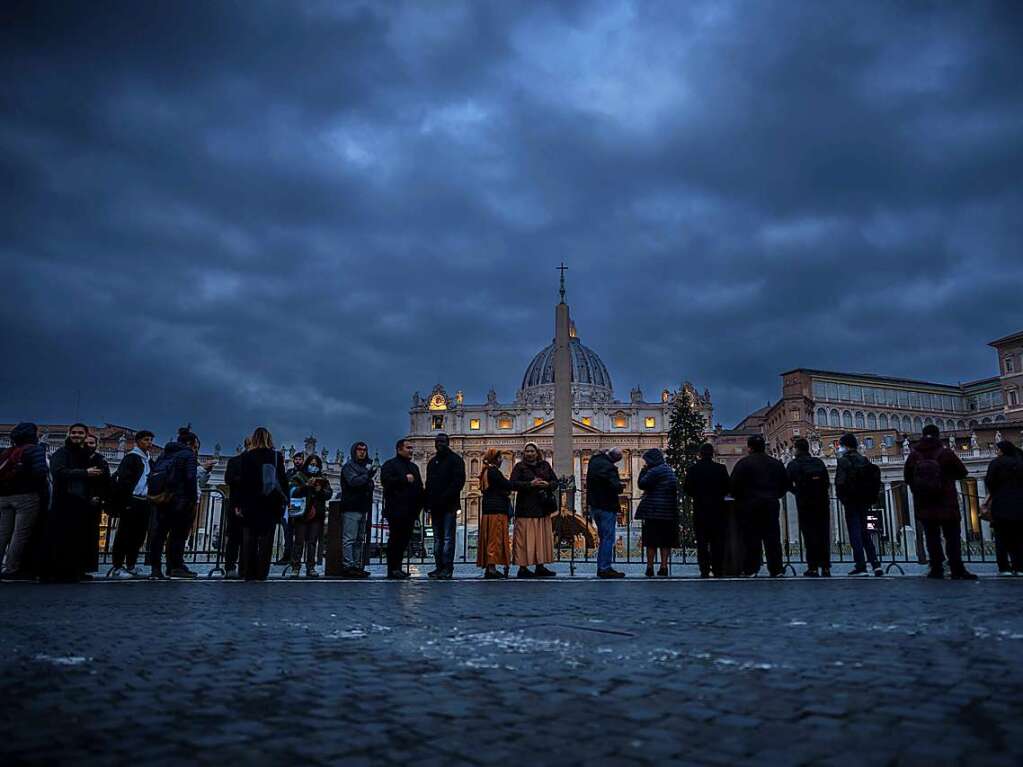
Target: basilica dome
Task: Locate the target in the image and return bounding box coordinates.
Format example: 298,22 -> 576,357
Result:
520,330 -> 613,397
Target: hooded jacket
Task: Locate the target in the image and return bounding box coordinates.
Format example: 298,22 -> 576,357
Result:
1,422 -> 49,498
425,447 -> 466,514
904,436 -> 967,523
635,449 -> 678,521
586,451 -> 625,513
340,443 -> 376,514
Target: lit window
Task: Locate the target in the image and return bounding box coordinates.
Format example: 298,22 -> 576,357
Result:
533,417 -> 544,427
613,414 -> 628,429
644,417 -> 656,428
497,417 -> 513,430
469,419 -> 480,431
581,416 -> 592,426
431,415 -> 444,430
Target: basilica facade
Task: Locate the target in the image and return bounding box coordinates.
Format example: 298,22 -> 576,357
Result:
406,322 -> 713,525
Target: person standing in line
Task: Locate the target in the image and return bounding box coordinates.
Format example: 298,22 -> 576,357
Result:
222,439 -> 249,579
905,424 -> 976,580
477,448 -> 512,579
339,441 -> 375,578
786,438 -> 832,577
424,433 -> 466,580
236,427 -> 288,581
275,452 -> 304,565
80,432 -> 111,579
108,430 -> 154,578
509,442 -> 558,579
148,427 -> 200,580
835,433 -> 884,577
635,448 -> 679,578
42,424 -> 103,582
0,422 -> 49,580
985,440 -> 1023,575
380,439 -> 423,579
288,454 -> 332,578
683,443 -> 730,578
587,448 -> 626,579
730,435 -> 789,577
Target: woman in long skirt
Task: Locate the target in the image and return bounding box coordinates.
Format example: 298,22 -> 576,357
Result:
636,448 -> 679,577
509,442 -> 558,578
476,448 -> 512,578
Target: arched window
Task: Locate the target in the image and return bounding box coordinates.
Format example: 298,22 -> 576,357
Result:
913,417 -> 923,433
900,415 -> 911,432
995,414 -> 1006,422
816,408 -> 827,426
829,409 -> 840,427
924,417 -> 933,426
855,412 -> 865,429
958,420 -> 966,430
842,411 -> 853,428
867,413 -> 877,430
879,414 -> 889,430
470,458 -> 480,477
982,417 -> 992,424
969,419 -> 979,428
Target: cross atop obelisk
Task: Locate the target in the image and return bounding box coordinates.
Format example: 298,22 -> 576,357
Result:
553,264 -> 573,480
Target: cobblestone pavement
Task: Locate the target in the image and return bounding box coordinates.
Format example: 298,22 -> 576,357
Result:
2,577 -> 1022,766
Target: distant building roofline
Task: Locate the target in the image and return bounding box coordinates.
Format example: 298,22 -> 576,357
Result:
780,368 -> 985,392
989,330 -> 1023,348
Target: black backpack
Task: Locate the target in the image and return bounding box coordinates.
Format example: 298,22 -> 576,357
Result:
911,456 -> 944,501
845,453 -> 881,504
796,461 -> 830,501
147,452 -> 178,506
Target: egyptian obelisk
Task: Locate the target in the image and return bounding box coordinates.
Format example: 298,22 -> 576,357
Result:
553,264 -> 573,481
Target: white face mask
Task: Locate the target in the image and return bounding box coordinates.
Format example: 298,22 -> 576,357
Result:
836,446 -> 847,456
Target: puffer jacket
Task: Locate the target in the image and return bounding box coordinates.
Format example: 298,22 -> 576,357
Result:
1,422 -> 49,498
635,449 -> 678,521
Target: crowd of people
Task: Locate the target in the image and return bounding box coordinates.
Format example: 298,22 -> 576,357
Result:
1,421 -> 1021,582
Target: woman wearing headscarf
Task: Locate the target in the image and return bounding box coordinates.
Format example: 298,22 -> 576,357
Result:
636,448 -> 679,577
984,440 -> 1023,575
477,448 -> 512,578
288,453 -> 332,578
509,442 -> 558,578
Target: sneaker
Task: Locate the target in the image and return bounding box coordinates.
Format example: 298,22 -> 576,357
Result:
168,568 -> 197,579
288,567 -> 302,579
224,567 -> 239,579
873,567 -> 884,577
848,567 -> 869,577
998,570 -> 1014,577
597,568 -> 625,579
387,570 -> 410,580
534,565 -> 557,578
354,569 -> 371,578
127,566 -> 146,578
108,567 -> 132,579
950,570 -> 978,581
516,566 -> 535,579
306,567 -> 319,578
803,568 -> 819,577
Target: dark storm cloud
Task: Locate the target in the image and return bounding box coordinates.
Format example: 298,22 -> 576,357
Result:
2,0 -> 1021,450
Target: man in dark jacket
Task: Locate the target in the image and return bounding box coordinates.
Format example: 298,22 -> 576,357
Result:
222,439 -> 248,579
424,433 -> 465,579
148,428 -> 200,580
985,441 -> 1023,575
109,430 -> 154,578
730,435 -> 789,577
0,422 -> 50,580
835,433 -> 883,577
905,424 -> 975,579
381,439 -> 423,579
586,448 -> 626,578
339,441 -> 376,577
80,433 -> 111,577
787,438 -> 832,577
684,443 -> 730,577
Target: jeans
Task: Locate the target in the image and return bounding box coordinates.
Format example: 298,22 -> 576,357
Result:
342,511 -> 368,570
843,502 -> 879,570
432,510 -> 457,573
0,493 -> 40,575
149,500 -> 193,573
111,498 -> 151,570
922,518 -> 964,573
291,516 -> 323,571
592,508 -> 617,572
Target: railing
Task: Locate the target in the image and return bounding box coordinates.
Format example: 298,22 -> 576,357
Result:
97,482 -> 1002,574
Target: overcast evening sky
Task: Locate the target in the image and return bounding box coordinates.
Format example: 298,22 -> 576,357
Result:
2,0 -> 1022,454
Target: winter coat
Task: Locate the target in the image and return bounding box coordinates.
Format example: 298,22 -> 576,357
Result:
586,452 -> 624,513
235,447 -> 288,530
380,456 -> 423,521
985,453 -> 1023,522
904,437 -> 967,523
509,459 -> 557,518
425,448 -> 466,515
481,466 -> 513,516
339,444 -> 376,514
46,440 -> 109,577
635,451 -> 678,521
1,422 -> 49,498
113,450 -> 151,504
684,457 -> 731,516
290,470 -> 332,522
730,452 -> 788,510
224,453 -> 244,512
787,453 -> 830,510
159,440 -> 199,505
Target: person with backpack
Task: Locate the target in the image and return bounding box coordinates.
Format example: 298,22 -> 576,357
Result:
235,427 -> 288,581
730,435 -> 789,577
684,443 -> 730,578
287,454 -> 332,578
786,438 -> 832,577
339,441 -> 375,578
0,422 -> 49,580
222,439 -> 249,579
905,424 -> 975,579
380,439 -> 424,579
636,448 -> 679,578
108,430 -> 155,578
424,433 -> 466,580
148,427 -> 200,580
984,440 -> 1023,575
835,433 -> 883,577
